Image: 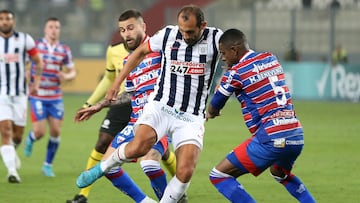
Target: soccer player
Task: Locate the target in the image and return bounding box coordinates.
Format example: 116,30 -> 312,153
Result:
66,28 -> 132,203
24,17 -> 76,177
77,5 -> 223,202
75,9 -> 172,203
69,10 -> 181,203
0,9 -> 43,183
206,28 -> 316,203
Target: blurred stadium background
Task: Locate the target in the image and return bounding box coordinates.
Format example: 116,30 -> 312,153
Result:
3,0 -> 360,101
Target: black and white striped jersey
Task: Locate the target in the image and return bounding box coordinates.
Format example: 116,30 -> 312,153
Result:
0,31 -> 37,96
148,25 -> 223,117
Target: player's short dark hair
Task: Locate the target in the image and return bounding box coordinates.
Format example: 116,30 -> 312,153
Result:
0,9 -> 15,18
45,17 -> 60,24
219,28 -> 247,47
177,4 -> 204,27
118,9 -> 143,22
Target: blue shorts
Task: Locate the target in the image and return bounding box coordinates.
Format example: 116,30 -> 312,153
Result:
29,98 -> 64,121
227,135 -> 304,176
111,124 -> 169,156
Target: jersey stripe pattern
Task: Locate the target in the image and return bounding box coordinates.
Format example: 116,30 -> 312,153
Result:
29,38 -> 74,100
218,51 -> 303,143
0,32 -> 36,96
125,50 -> 162,125
149,25 -> 222,117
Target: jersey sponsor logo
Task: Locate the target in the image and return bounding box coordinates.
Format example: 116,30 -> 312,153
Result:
161,106 -> 193,122
134,93 -> 149,106
0,53 -> 19,63
170,60 -> 205,75
249,67 -> 283,84
269,110 -> 295,119
272,117 -> 298,125
134,70 -> 160,85
252,61 -> 279,74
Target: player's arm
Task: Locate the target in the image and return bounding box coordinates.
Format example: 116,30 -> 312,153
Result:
106,41 -> 151,102
58,67 -> 76,81
206,91 -> 229,119
28,50 -> 43,95
81,46 -> 117,108
75,91 -> 131,122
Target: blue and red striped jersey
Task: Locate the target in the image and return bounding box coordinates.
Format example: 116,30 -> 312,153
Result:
29,38 -> 74,100
215,50 -> 303,142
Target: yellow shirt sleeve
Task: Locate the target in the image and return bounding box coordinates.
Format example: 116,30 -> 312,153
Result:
84,43 -> 129,107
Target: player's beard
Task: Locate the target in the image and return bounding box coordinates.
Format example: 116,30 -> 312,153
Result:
0,25 -> 13,35
125,35 -> 142,51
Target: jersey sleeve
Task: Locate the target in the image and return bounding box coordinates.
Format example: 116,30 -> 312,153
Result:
85,46 -> 116,105
149,26 -> 173,52
63,45 -> 75,69
110,43 -> 129,93
25,34 -> 37,56
218,69 -> 242,97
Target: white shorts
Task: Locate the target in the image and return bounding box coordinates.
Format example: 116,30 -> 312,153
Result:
0,95 -> 27,126
134,101 -> 205,151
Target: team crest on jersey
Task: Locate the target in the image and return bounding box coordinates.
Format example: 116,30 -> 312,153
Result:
198,43 -> 208,55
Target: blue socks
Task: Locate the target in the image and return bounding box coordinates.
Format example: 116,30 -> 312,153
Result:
45,136 -> 60,164
141,160 -> 167,200
280,174 -> 316,203
106,167 -> 147,203
209,168 -> 256,203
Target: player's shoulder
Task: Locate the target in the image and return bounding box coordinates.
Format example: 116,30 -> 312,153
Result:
110,43 -> 128,54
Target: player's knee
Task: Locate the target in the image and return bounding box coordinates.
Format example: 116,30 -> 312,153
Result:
140,159 -> 160,172
270,171 -> 288,183
95,132 -> 113,153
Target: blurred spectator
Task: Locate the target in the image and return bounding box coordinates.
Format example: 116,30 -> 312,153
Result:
284,42 -> 300,62
89,0 -> 104,27
332,44 -> 348,64
330,0 -> 341,9
302,0 -> 312,9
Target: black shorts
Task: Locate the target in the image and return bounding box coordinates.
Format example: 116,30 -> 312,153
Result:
99,101 -> 132,137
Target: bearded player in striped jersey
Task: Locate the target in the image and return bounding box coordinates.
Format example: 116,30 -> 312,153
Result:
207,28 -> 316,203
76,5 -> 223,202
0,9 -> 43,183
74,10 -> 189,203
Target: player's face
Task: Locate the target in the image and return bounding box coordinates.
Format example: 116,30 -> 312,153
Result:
178,14 -> 206,46
118,17 -> 145,51
44,20 -> 61,41
0,12 -> 15,35
219,42 -> 239,67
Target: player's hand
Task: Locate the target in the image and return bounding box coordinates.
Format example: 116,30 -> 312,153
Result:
74,107 -> 86,122
29,84 -> 39,95
74,103 -> 102,122
205,110 -> 221,121
105,87 -> 119,103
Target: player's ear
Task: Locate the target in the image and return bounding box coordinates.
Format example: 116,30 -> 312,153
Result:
200,21 -> 207,30
142,22 -> 146,32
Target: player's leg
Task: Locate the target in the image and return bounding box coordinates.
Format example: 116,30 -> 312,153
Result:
0,95 -> 27,183
161,138 -> 176,177
76,124 -> 158,188
78,126 -> 157,202
67,102 -> 131,203
209,137 -> 264,203
24,98 -> 47,157
140,136 -> 168,200
270,136 -> 316,203
42,116 -> 62,177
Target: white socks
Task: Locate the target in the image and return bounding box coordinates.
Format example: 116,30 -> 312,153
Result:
100,142 -> 128,173
0,145 -> 17,173
160,176 -> 190,203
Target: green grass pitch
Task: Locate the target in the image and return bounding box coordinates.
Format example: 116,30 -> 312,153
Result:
0,94 -> 359,202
